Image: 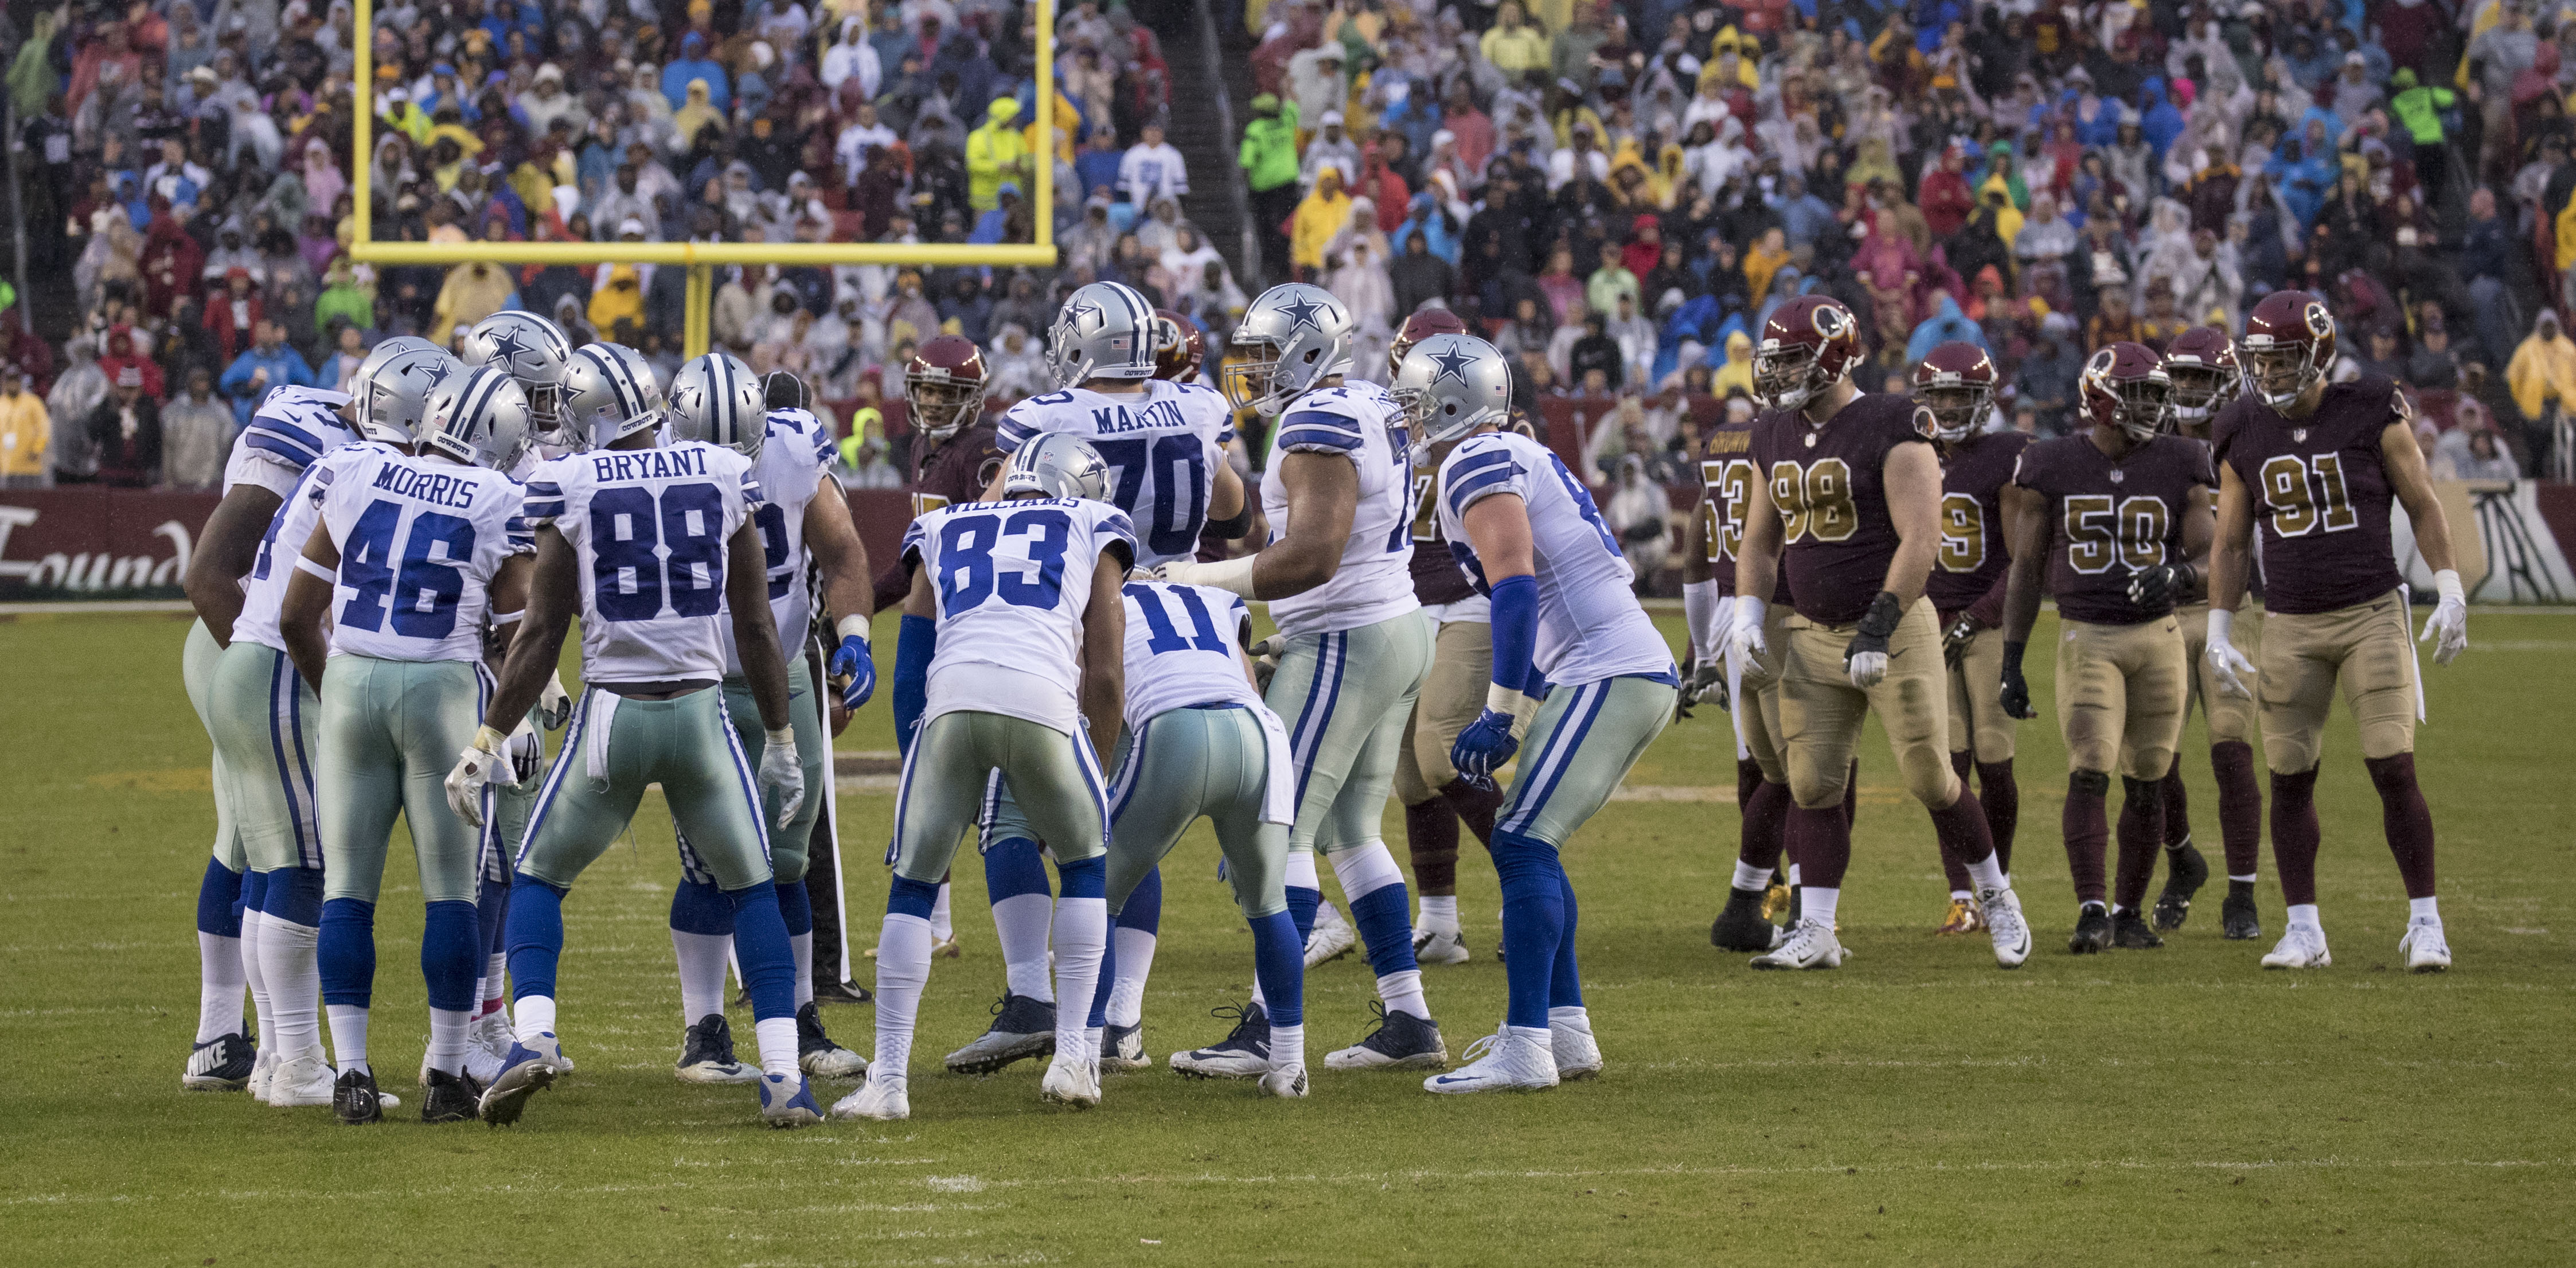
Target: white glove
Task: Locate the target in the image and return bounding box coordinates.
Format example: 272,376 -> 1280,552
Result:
759,727 -> 806,830
1846,649 -> 1888,689
443,725 -> 515,828
1722,596 -> 1770,669
2206,607 -> 2257,700
537,670 -> 572,731
506,717 -> 547,786
2421,568 -> 2468,667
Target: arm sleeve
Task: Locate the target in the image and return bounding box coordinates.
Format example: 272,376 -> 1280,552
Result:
1485,572 -> 1539,696
1096,509 -> 1139,571
892,612 -> 936,756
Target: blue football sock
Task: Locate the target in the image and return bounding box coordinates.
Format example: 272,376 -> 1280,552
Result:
318,898 -> 377,1009
504,875 -> 568,1005
1285,885 -> 1320,946
1086,930 -> 1117,1030
668,876 -> 732,935
421,900 -> 481,1013
725,883 -> 797,1023
197,858 -> 244,937
1117,866 -> 1162,936
1055,854 -> 1106,900
1329,842 -> 1422,977
1247,910 -> 1303,1028
476,873 -> 512,961
984,836 -> 1052,900
1489,832 -> 1567,1030
1549,868 -> 1582,1012
263,865 -> 325,926
775,880 -> 814,938
240,868 -> 271,926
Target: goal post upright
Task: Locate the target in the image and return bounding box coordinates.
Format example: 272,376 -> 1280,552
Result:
350,0 -> 1060,357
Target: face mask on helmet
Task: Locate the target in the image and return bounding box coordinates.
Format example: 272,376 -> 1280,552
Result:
2242,344 -> 2315,408
2110,373 -> 2171,441
1917,384 -> 1987,439
907,377 -> 982,440
1753,343 -> 1824,411
2165,364 -> 2230,418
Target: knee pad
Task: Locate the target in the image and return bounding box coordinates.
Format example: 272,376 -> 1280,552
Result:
2069,769 -> 2111,798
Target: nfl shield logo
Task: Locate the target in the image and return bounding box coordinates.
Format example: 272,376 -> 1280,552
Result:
2108,469 -> 2125,483
2292,427 -> 2309,443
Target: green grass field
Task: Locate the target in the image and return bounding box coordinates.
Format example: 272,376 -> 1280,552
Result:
5,607 -> 2573,1266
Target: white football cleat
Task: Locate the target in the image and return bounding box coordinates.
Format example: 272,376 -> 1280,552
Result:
1748,918 -> 1844,970
246,1048 -> 277,1102
1412,924 -> 1471,965
2399,916 -> 2450,973
1423,1025 -> 1558,1094
832,1072 -> 910,1121
266,1053 -> 337,1107
1305,903 -> 1357,968
1039,1052 -> 1102,1109
1548,1013 -> 1603,1080
1978,886 -> 2032,968
1257,1063 -> 1310,1099
2261,924 -> 2333,969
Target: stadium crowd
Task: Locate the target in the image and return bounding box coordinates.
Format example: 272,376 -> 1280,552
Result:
2,0 -> 2569,516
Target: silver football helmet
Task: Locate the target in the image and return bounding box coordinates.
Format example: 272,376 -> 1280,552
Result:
1391,333 -> 1513,465
1047,280 -> 1157,387
1223,283 -> 1352,417
459,311 -> 574,438
1001,431 -> 1112,501
421,366 -> 533,471
561,342 -> 665,451
352,338 -> 462,445
665,352 -> 767,457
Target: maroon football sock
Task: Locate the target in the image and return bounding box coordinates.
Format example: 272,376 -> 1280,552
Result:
1843,758 -> 1860,828
2210,742 -> 2262,878
2158,755 -> 2191,848
2114,776 -> 2166,911
1935,753 -> 1975,891
1739,779 -> 1791,873
1736,756 -> 1763,811
2063,771 -> 2110,906
1788,803 -> 1851,889
1403,798 -> 1459,897
1927,783 -> 1997,873
1437,775 -> 1503,848
1976,760 -> 2019,876
2364,753 -> 2438,899
2270,768 -> 2322,907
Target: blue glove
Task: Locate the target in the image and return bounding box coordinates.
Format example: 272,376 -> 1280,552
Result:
831,634 -> 876,710
1449,708 -> 1520,791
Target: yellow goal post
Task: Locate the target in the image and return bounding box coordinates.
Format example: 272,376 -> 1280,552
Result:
349,0 -> 1061,357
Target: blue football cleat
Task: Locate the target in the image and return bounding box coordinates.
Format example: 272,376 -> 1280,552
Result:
477,1035 -> 560,1127
759,1072 -> 823,1128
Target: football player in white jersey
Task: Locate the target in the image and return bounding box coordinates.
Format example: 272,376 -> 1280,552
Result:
1408,335 -> 1677,1093
276,366 -> 537,1123
1156,282 -> 1447,1074
459,311 -> 575,443
1083,579 -> 1310,1096
444,365 -> 819,1129
947,282 -> 1249,1075
659,358 -> 875,1085
836,434 -> 1137,1121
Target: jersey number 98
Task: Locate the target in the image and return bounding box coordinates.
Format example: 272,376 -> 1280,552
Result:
1769,458 -> 1859,544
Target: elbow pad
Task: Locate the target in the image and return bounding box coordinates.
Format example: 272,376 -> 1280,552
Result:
893,614 -> 936,757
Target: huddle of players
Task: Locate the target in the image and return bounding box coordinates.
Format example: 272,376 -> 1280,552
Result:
1685,289 -> 2470,972
177,309 -> 883,1127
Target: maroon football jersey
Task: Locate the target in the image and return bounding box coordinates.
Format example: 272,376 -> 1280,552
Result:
871,422 -> 1007,612
2010,432 -> 2214,625
1748,392 -> 1930,623
1699,416 -> 1789,603
2212,375 -> 2406,615
1406,463 -> 1478,604
1925,429 -> 2031,617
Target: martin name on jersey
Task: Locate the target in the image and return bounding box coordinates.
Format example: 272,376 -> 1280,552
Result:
996,380 -> 1233,567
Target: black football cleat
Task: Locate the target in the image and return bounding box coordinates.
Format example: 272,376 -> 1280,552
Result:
421,1067 -> 481,1123
943,994 -> 1057,1075
2153,839 -> 2209,931
1710,887 -> 1777,951
334,1066 -> 385,1125
1324,1002 -> 1448,1070
2221,883 -> 2263,941
181,1032 -> 257,1091
812,978 -> 875,1005
2112,910 -> 2165,949
2068,905 -> 2113,954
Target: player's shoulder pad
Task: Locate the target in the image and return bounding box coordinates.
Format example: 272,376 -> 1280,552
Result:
1441,431 -> 1530,518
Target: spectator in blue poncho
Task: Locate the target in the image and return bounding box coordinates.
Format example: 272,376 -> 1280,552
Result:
1905,292 -> 1985,366
662,33 -> 731,112
2138,77 -> 2184,163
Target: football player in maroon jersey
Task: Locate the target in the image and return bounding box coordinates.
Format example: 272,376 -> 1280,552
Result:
2000,342 -> 2215,953
1152,308 -> 1208,383
2208,292 -> 2469,972
1724,297 -> 2035,969
2152,326 -> 2266,939
1915,343 -> 2031,936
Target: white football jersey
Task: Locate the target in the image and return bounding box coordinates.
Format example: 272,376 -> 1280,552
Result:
521,440 -> 764,687
1118,580 -> 1263,730
222,385 -> 359,498
996,380 -> 1235,567
903,496 -> 1138,734
721,409 -> 838,673
1258,380 -> 1416,638
317,448 -> 533,663
232,442 -> 400,654
1435,431 -> 1674,687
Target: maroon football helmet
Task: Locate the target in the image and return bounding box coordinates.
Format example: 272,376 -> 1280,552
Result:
2079,341 -> 2172,442
1910,341 -> 1997,442
2239,290 -> 2336,409
905,334 -> 989,442
1152,308 -> 1205,382
1753,295 -> 1864,412
2162,325 -> 2240,425
1390,307 -> 1470,376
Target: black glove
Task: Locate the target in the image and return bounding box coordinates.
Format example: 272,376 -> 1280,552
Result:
1999,639 -> 2036,719
1942,613 -> 1979,671
2128,561 -> 2195,610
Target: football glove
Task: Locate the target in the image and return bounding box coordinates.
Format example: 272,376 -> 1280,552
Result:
1997,639 -> 2037,720
2421,569 -> 2468,666
506,717 -> 546,785
1248,636 -> 1283,696
2128,561 -> 2192,610
1721,596 -> 1771,669
759,727 -> 806,830
830,618 -> 877,711
1844,591 -> 1904,689
1449,708 -> 1520,791
2205,608 -> 2257,699
536,670 -> 572,731
443,725 -> 516,828
1942,613 -> 1980,672
1684,657 -> 1728,711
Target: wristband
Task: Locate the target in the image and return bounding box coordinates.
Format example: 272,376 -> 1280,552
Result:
490,608 -> 525,626
1173,553 -> 1259,598
1737,595 -> 1767,630
837,614 -> 871,642
472,724 -> 512,755
1856,590 -> 1904,640
1486,681 -> 1534,716
766,726 -> 795,750
2207,607 -> 2235,643
2433,568 -> 2464,606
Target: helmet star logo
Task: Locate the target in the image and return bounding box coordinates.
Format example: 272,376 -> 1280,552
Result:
1278,294 -> 1328,332
1067,299 -> 1104,333
1428,344 -> 1476,385
486,328 -> 530,364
